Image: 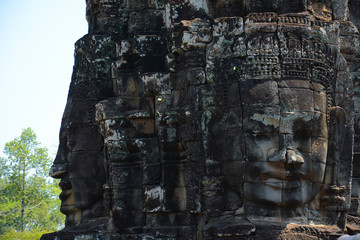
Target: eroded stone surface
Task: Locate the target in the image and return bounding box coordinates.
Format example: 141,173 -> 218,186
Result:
42,1 -> 360,239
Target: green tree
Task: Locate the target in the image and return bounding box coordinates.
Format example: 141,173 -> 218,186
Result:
0,128 -> 64,238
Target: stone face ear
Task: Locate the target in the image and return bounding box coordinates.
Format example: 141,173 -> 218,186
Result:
330,107 -> 346,125
329,106 -> 346,154
321,107 -> 348,218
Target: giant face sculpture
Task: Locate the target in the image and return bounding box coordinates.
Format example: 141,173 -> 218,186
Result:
242,83 -> 329,206
48,32 -> 116,228
50,93 -> 106,226
202,12 -> 339,209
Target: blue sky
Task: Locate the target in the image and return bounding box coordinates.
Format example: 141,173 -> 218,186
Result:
0,0 -> 88,156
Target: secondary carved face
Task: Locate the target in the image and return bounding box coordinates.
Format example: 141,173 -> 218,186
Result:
49,100 -> 106,225
242,83 -> 328,206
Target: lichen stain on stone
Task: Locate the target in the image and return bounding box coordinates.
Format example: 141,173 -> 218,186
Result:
166,127 -> 177,141
145,186 -> 163,199
201,110 -> 213,135
188,0 -> 209,13
250,113 -> 280,127
208,36 -> 234,57
74,235 -> 98,240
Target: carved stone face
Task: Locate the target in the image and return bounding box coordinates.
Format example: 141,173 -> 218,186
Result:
242,82 -> 328,206
50,100 -> 106,225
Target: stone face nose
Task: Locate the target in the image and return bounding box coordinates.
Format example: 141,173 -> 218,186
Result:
49,162 -> 68,178
50,140 -> 69,178
268,147 -> 287,163
285,148 -> 304,166
268,147 -> 304,167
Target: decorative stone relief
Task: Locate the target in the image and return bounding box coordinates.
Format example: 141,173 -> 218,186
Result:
42,1 -> 360,239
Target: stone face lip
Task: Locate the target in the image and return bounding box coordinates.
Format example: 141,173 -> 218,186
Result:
43,0 -> 360,239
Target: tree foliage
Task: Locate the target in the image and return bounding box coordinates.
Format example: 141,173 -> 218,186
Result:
0,128 -> 64,238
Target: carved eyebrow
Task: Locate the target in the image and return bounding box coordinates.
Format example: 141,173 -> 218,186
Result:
280,112 -> 313,121
250,113 -> 280,127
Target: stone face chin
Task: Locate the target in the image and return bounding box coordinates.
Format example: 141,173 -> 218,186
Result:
42,1 -> 360,239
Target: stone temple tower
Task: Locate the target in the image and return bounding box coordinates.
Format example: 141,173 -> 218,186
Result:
42,0 -> 360,239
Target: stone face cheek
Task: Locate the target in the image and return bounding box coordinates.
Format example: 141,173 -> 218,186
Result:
42,1 -> 360,240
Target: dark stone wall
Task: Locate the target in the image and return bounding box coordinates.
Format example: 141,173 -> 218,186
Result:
42,1 -> 360,239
